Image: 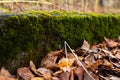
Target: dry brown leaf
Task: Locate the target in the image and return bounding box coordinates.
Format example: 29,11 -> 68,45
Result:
0,67 -> 13,78
91,73 -> 99,80
102,49 -> 115,58
90,60 -> 101,71
67,53 -> 75,58
41,56 -> 58,69
83,53 -> 95,67
0,67 -> 17,80
58,71 -> 70,80
40,50 -> 64,69
115,51 -> 120,59
17,67 -> 34,80
103,59 -> 112,68
37,68 -> 52,79
115,69 -> 120,73
90,44 -> 97,50
30,61 -> 43,76
104,37 -> 118,48
97,42 -> 107,49
73,67 -> 84,80
70,70 -> 74,80
81,39 -> 90,51
78,56 -> 84,61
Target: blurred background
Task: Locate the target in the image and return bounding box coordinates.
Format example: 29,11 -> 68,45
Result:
0,0 -> 120,13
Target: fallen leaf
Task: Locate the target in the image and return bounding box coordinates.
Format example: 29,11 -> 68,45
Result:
104,37 -> 118,48
58,71 -> 70,80
73,67 -> 84,80
0,67 -> 13,78
30,61 -> 42,76
90,59 -> 101,71
0,67 -> 17,80
70,70 -> 74,80
81,39 -> 90,51
37,68 -> 52,79
103,59 -> 112,68
102,49 -> 115,58
40,50 -> 64,69
17,67 -> 34,80
115,51 -> 120,59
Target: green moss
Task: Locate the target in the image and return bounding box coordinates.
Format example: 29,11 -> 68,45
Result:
0,11 -> 120,72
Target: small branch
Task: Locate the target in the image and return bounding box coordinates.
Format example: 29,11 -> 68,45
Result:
65,41 -> 95,80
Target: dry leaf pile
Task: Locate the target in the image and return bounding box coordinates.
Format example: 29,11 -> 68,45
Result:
0,37 -> 120,80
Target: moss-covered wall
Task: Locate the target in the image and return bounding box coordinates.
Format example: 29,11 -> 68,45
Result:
0,11 -> 120,72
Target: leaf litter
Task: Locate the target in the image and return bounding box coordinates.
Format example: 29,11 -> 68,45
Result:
0,37 -> 120,80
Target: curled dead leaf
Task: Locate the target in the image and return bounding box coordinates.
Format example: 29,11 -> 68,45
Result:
37,68 -> 52,79
30,61 -> 42,76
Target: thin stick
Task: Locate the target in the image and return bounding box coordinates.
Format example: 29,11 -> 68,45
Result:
64,41 -> 69,69
65,41 -> 95,80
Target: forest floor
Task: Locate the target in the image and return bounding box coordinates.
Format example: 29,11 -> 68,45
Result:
0,37 -> 120,80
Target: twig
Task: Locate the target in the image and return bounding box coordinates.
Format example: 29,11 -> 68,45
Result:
65,41 -> 95,80
64,41 -> 69,69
